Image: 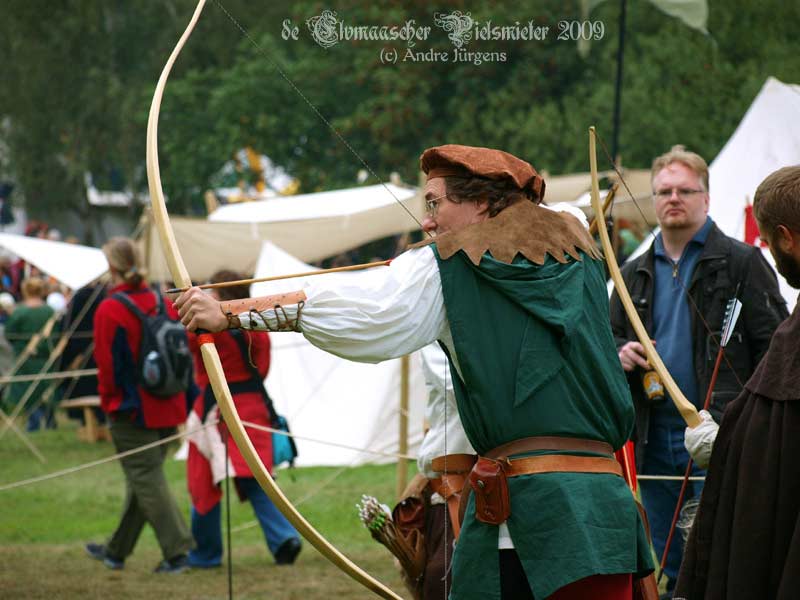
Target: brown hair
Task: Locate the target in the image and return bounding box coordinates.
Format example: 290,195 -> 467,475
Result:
443,176 -> 538,218
753,165 -> 800,239
102,237 -> 146,287
209,269 -> 250,301
21,277 -> 46,300
651,145 -> 709,192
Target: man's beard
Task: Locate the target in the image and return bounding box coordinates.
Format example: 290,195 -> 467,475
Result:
773,245 -> 800,289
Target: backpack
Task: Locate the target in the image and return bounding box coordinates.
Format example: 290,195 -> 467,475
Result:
112,290 -> 192,397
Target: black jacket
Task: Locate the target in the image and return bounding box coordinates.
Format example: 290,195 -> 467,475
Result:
609,222 -> 788,469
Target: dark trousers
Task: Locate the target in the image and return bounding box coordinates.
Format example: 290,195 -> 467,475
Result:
639,423 -> 705,586
106,419 -> 193,560
500,549 -> 535,599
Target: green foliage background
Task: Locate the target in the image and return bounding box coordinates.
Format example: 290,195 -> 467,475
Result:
1,0 -> 799,227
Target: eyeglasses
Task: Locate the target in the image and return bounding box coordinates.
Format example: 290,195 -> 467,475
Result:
425,198 -> 438,218
653,188 -> 705,201
425,194 -> 447,218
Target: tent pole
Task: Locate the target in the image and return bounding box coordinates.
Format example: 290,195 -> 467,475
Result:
396,354 -> 410,499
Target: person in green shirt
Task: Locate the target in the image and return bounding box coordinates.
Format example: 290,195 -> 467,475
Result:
175,145 -> 654,599
3,276 -> 57,431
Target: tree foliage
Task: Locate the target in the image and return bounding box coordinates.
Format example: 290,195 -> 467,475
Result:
1,0 -> 799,230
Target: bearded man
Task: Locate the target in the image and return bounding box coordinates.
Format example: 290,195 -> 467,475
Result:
676,165 -> 800,599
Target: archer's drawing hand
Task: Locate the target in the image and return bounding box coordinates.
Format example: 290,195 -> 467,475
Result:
175,287 -> 228,332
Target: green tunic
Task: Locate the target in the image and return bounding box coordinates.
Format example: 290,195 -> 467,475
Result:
3,304 -> 56,408
433,245 -> 653,599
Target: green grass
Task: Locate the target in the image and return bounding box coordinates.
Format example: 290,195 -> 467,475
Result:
0,417 -> 413,599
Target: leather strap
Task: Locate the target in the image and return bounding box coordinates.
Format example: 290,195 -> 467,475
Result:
429,474 -> 468,540
431,453 -> 477,474
503,454 -> 623,478
485,436 -> 614,460
220,291 -> 307,317
429,474 -> 466,500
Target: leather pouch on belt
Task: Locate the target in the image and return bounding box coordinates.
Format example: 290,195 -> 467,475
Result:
468,457 -> 510,525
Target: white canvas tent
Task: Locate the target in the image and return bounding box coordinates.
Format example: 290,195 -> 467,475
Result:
145,183 -> 422,283
251,241 -> 427,467
208,183 -> 417,223
557,169 -> 656,225
0,233 -> 107,290
708,77 -> 800,306
616,77 -> 800,307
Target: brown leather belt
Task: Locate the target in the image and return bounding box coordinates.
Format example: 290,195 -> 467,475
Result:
503,454 -> 622,477
488,435 -> 620,479
485,435 -> 614,460
431,453 -> 477,474
459,436 -> 622,526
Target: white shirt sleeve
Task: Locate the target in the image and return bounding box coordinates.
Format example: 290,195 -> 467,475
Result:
417,342 -> 475,478
240,246 -> 447,363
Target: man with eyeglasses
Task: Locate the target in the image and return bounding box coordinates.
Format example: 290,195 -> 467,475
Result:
609,145 -> 788,594
176,144 -> 655,599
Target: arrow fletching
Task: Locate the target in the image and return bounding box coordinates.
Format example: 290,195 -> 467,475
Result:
721,297 -> 743,348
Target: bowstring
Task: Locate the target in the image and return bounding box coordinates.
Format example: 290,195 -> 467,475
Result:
210,0 -> 432,239
441,349 -> 450,598
594,131 -> 745,390
205,4 -> 443,592
223,426 -> 234,600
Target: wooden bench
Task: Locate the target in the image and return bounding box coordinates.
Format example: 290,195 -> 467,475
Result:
59,396 -> 110,443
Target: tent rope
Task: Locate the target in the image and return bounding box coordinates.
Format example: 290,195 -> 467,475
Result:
0,420 -> 417,493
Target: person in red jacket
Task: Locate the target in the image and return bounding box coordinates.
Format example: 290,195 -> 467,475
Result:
85,237 -> 193,573
185,270 -> 301,568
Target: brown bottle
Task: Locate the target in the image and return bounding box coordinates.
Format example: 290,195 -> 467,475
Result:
641,370 -> 665,403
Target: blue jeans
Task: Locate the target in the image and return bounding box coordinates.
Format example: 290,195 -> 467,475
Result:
189,477 -> 300,567
639,424 -> 705,587
27,405 -> 56,432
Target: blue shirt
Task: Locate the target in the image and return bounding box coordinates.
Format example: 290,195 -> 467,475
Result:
650,217 -> 713,427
